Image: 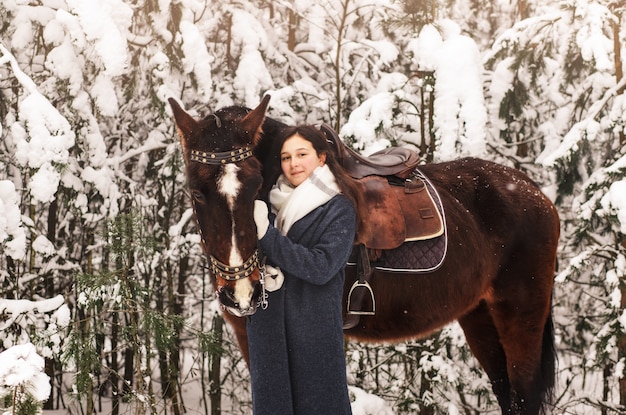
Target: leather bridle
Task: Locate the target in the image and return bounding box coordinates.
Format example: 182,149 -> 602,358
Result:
189,142 -> 262,283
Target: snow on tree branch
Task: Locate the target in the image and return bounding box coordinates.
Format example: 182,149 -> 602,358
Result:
0,343 -> 51,413
0,43 -> 75,204
0,181 -> 26,260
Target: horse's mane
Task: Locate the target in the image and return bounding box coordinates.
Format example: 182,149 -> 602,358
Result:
254,114 -> 289,199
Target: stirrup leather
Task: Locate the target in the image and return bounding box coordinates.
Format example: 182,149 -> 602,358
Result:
346,244 -> 376,316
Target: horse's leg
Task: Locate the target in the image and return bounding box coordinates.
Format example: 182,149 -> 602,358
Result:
488,257 -> 556,415
458,302 -> 511,414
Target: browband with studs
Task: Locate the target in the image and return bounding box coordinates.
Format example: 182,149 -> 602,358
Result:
190,146 -> 253,165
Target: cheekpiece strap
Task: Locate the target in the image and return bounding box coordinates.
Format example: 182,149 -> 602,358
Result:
190,146 -> 253,165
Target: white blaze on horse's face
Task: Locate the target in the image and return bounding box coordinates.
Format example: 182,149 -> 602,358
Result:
217,163 -> 257,315
217,164 -> 241,209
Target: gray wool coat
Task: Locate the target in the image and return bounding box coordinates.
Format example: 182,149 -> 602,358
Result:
247,195 -> 356,415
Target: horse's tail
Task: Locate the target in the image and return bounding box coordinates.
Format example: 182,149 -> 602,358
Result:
539,304 -> 557,415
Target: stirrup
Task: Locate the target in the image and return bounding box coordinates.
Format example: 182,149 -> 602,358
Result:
346,280 -> 376,316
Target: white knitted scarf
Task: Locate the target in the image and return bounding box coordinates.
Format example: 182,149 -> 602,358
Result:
269,165 -> 340,235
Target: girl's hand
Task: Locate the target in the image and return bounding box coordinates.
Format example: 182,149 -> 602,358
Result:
254,200 -> 269,239
264,265 -> 284,292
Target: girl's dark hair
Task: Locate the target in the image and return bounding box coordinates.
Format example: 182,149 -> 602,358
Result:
276,125 -> 366,241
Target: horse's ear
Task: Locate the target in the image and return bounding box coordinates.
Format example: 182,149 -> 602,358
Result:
168,98 -> 198,151
241,95 -> 271,146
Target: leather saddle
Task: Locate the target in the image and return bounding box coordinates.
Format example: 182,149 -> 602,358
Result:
320,124 -> 445,329
320,124 -> 443,250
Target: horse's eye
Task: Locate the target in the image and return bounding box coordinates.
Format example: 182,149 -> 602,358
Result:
191,190 -> 205,203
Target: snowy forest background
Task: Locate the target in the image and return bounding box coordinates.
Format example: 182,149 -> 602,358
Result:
1,0 -> 626,414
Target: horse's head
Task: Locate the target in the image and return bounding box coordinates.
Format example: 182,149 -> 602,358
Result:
169,95 -> 272,317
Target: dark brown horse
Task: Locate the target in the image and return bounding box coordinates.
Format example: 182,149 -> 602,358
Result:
168,96 -> 559,415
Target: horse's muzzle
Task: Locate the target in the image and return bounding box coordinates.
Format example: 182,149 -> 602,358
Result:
217,279 -> 263,317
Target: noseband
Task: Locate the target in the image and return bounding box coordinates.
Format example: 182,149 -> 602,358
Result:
208,249 -> 260,281
189,135 -> 261,283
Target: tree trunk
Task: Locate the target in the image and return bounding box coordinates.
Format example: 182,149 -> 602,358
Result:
209,313 -> 224,415
124,348 -> 134,397
43,198 -> 58,410
620,236 -> 626,407
611,10 -> 625,145
333,0 -> 351,131
78,305 -> 95,415
111,311 -> 120,415
226,14 -> 234,70
427,83 -> 436,163
416,70 -> 436,161
617,7 -> 626,396
419,77 -> 427,157
288,7 -> 296,51
419,370 -> 434,415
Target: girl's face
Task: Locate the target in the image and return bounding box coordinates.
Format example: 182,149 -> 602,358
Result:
280,134 -> 326,187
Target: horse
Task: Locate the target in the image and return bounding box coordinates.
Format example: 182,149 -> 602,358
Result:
168,95 -> 559,415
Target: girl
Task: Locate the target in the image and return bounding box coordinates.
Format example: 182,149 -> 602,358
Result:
248,125 -> 362,415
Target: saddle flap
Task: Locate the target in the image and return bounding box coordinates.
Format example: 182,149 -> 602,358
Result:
392,178 -> 444,241
356,176 -> 406,250
356,174 -> 444,250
